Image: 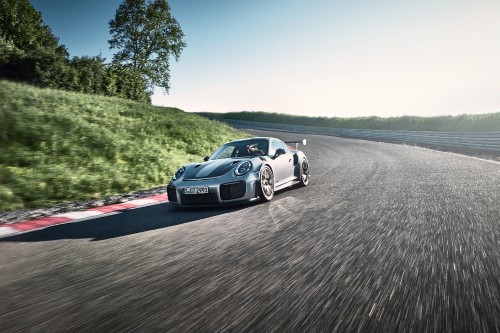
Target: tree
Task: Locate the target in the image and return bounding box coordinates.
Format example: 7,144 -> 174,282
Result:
0,0 -> 71,88
107,64 -> 150,103
0,0 -> 151,102
71,55 -> 107,94
108,0 -> 186,94
0,0 -> 68,57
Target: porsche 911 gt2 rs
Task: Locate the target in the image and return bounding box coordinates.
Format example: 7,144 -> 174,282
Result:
167,137 -> 309,207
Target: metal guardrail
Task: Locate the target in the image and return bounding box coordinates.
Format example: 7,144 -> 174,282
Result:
217,119 -> 500,153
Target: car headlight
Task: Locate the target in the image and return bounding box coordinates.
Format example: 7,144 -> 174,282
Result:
235,161 -> 252,176
172,166 -> 185,180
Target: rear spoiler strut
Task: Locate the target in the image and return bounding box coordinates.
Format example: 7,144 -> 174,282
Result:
284,139 -> 307,150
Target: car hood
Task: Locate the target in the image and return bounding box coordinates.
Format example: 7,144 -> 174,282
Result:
183,158 -> 251,179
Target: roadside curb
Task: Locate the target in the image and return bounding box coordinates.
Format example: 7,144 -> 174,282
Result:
0,194 -> 168,239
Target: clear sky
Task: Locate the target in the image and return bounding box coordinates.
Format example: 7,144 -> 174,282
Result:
31,0 -> 500,118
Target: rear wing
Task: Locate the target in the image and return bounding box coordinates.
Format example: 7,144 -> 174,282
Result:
284,139 -> 307,150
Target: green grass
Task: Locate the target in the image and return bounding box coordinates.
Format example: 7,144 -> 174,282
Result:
201,111 -> 500,132
0,80 -> 246,211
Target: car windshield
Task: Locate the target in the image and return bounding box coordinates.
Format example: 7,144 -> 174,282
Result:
210,139 -> 269,160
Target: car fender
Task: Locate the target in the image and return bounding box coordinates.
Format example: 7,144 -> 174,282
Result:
291,151 -> 306,178
258,162 -> 275,184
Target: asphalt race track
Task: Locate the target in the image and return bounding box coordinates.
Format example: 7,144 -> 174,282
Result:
2,129 -> 500,332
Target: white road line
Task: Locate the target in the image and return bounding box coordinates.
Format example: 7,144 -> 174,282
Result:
54,211 -> 105,219
126,198 -> 160,206
0,226 -> 17,237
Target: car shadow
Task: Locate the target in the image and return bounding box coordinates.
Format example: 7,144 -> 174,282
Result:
0,203 -> 249,242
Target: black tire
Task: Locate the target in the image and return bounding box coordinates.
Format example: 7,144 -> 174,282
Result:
259,165 -> 274,202
299,158 -> 310,187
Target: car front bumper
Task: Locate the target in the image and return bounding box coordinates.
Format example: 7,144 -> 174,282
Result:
167,172 -> 261,207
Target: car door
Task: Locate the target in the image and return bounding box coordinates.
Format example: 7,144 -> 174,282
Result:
268,139 -> 294,184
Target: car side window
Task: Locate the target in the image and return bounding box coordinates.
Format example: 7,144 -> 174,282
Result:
268,139 -> 281,157
269,139 -> 291,156
277,140 -> 290,153
270,140 -> 289,156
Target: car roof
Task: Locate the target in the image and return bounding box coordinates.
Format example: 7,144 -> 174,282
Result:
227,137 -> 274,144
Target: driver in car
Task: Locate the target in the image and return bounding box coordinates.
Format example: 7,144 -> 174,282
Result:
247,142 -> 267,156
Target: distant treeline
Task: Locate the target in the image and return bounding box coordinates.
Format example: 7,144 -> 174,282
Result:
202,111 -> 500,132
0,0 -> 149,102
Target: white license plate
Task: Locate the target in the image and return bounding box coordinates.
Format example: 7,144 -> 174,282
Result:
183,187 -> 209,195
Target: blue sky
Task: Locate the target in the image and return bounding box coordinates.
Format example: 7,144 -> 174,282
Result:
31,0 -> 500,118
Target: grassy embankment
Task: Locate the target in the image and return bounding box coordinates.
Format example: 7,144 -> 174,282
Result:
0,80 -> 246,211
202,111 -> 500,132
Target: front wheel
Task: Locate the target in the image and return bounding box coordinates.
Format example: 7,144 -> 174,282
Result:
259,166 -> 274,202
299,159 -> 310,187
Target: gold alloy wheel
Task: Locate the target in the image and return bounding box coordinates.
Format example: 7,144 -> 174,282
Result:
260,166 -> 274,201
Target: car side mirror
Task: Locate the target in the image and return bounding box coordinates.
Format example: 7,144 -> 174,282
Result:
274,148 -> 286,159
204,156 -> 210,162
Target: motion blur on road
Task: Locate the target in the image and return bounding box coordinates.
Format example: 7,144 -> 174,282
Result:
2,129 -> 500,332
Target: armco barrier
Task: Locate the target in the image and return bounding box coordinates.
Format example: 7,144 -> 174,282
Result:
218,119 -> 500,153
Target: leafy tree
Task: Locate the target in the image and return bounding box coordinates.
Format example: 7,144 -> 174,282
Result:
32,47 -> 75,88
0,0 -> 71,88
70,56 -> 108,94
108,0 -> 186,93
0,0 -> 151,102
0,0 -> 67,57
106,63 -> 150,103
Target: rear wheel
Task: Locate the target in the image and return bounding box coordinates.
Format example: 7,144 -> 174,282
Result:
259,166 -> 274,202
299,159 -> 310,187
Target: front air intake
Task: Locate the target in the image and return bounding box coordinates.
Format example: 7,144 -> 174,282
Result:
167,186 -> 177,202
220,181 -> 246,200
